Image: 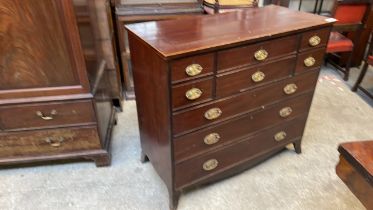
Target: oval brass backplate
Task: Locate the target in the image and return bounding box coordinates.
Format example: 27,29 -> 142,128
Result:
279,107 -> 293,118
274,131 -> 287,142
283,83 -> 298,95
203,159 -> 219,171
254,49 -> 268,61
185,88 -> 203,100
204,108 -> 222,120
204,133 -> 221,145
304,56 -> 316,67
252,71 -> 265,83
309,35 -> 321,47
185,64 -> 203,77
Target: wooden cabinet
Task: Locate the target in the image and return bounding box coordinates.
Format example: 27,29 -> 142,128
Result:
126,5 -> 333,209
0,0 -> 116,167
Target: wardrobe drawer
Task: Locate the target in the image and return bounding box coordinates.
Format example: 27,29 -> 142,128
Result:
173,94 -> 313,162
217,35 -> 297,72
174,116 -> 307,188
171,53 -> 214,83
172,70 -> 319,135
0,127 -> 101,158
0,100 -> 96,131
172,77 -> 213,110
295,48 -> 325,74
216,56 -> 295,98
299,27 -> 330,51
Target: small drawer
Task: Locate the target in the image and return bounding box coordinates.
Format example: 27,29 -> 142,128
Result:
174,93 -> 313,162
299,27 -> 331,51
0,127 -> 101,158
172,70 -> 319,135
174,117 -> 307,188
216,56 -> 295,98
217,35 -> 297,72
172,77 -> 213,110
171,53 -> 214,83
295,48 -> 325,74
0,100 -> 96,131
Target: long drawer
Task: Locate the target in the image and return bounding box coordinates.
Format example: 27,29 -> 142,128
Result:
216,56 -> 296,98
174,93 -> 313,163
174,116 -> 307,188
0,126 -> 101,158
172,70 -> 319,135
217,35 -> 297,72
0,100 -> 96,131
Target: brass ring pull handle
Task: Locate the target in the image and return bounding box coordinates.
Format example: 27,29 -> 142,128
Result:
204,108 -> 222,120
36,110 -> 57,120
45,137 -> 64,147
274,131 -> 287,142
185,88 -> 203,100
252,71 -> 265,83
254,49 -> 268,61
204,133 -> 221,145
185,64 -> 203,77
283,83 -> 298,95
309,35 -> 321,46
279,107 -> 293,118
203,159 -> 219,171
304,56 -> 316,67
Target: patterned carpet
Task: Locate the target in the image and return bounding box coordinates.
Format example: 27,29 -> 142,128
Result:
0,67 -> 372,210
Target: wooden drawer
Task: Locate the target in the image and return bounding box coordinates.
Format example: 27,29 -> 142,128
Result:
217,35 -> 297,72
174,93 -> 313,162
172,77 -> 213,110
175,116 -> 307,188
0,126 -> 101,158
216,56 -> 296,98
172,70 -> 319,135
0,100 -> 96,131
295,48 -> 325,74
299,27 -> 330,52
171,53 -> 215,83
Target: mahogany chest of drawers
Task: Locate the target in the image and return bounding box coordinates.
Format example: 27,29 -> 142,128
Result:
126,5 -> 333,209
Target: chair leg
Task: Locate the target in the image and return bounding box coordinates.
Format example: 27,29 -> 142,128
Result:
343,52 -> 353,81
352,62 -> 369,92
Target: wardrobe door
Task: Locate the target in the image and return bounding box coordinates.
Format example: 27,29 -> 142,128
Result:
0,0 -> 90,100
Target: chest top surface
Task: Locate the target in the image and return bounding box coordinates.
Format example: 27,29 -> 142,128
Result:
125,5 -> 333,58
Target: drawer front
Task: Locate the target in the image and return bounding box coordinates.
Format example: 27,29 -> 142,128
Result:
172,70 -> 319,135
0,127 -> 101,158
295,48 -> 325,74
217,35 -> 297,72
216,56 -> 295,98
174,93 -> 313,162
172,77 -> 213,110
171,53 -> 214,83
0,100 -> 96,131
175,116 -> 307,188
299,27 -> 330,51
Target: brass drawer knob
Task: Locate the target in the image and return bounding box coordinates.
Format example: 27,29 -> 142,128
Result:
254,49 -> 268,61
274,131 -> 287,142
36,109 -> 57,120
185,64 -> 203,77
203,159 -> 219,171
252,71 -> 265,83
185,88 -> 203,100
45,137 -> 64,147
309,35 -> 321,47
283,83 -> 298,95
204,108 -> 222,120
279,107 -> 293,118
204,133 -> 221,145
304,56 -> 316,67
